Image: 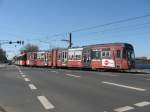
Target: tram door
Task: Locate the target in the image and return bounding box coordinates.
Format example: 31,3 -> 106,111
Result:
44,52 -> 48,66
61,50 -> 68,66
114,48 -> 123,69
83,47 -> 92,68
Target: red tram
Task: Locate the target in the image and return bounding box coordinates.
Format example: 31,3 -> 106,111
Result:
57,49 -> 68,67
35,51 -> 48,67
68,48 -> 83,68
14,43 -> 135,70
14,52 -> 27,66
88,43 -> 135,70
26,52 -> 36,66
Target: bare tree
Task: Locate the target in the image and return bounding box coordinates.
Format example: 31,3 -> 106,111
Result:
20,43 -> 39,52
0,49 -> 7,63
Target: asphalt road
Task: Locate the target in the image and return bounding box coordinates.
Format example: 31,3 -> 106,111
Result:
0,64 -> 150,112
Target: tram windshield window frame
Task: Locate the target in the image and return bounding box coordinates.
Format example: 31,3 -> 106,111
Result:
19,55 -> 25,61
127,49 -> 135,60
23,55 -> 27,61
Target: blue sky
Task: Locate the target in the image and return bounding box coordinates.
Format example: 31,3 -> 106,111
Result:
0,0 -> 150,59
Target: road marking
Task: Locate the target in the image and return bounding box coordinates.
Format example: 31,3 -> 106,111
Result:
37,96 -> 55,110
106,74 -> 118,76
134,101 -> 150,107
114,106 -> 134,112
24,78 -> 30,82
99,74 -> 118,77
65,74 -> 81,78
22,75 -> 26,77
102,81 -> 146,91
146,79 -> 150,81
28,84 -> 37,90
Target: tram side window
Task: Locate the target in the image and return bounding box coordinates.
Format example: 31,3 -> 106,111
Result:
58,53 -> 61,60
63,52 -> 66,59
64,52 -> 67,59
41,53 -> 45,59
102,51 -> 106,58
33,54 -> 35,59
37,55 -> 39,59
102,48 -> 111,58
62,52 -> 64,59
76,55 -> 81,60
69,54 -> 74,60
72,55 -> 74,60
92,51 -> 101,59
106,51 -> 111,57
37,53 -> 44,59
116,50 -> 121,58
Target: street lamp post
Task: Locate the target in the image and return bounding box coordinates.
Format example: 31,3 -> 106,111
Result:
61,32 -> 72,48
